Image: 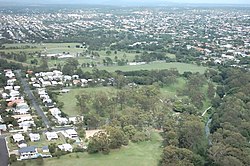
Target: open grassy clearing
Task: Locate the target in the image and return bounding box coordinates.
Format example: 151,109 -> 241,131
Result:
58,87 -> 116,116
87,62 -> 207,74
14,131 -> 163,166
160,77 -> 186,98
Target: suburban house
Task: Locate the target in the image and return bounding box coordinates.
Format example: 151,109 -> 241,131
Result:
49,108 -> 61,117
56,116 -> 68,125
18,140 -> 28,148
5,70 -> 15,78
29,133 -> 40,142
15,103 -> 30,114
42,146 -> 49,153
0,124 -> 7,135
18,120 -> 35,129
19,146 -> 39,160
64,129 -> 78,139
45,102 -> 54,108
13,133 -> 25,142
45,132 -> 58,141
58,144 -> 73,152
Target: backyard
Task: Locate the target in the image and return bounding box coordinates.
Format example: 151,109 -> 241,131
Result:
13,131 -> 163,166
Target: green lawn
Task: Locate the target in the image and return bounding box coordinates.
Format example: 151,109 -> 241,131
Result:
160,77 -> 186,98
58,87 -> 116,116
14,131 -> 163,166
29,132 -> 66,148
87,62 -> 207,74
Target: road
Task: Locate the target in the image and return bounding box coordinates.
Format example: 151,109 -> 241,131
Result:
15,70 -> 51,128
0,137 -> 9,166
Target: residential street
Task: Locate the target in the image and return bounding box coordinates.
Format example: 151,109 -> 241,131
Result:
15,70 -> 51,128
0,137 -> 9,166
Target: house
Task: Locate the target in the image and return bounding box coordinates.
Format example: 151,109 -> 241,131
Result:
72,75 -> 79,80
42,146 -> 49,153
9,90 -> 20,97
56,116 -> 68,125
63,75 -> 72,81
0,124 -> 7,135
4,85 -> 13,91
73,80 -> 81,85
18,120 -> 35,128
5,70 -> 15,78
15,103 -> 30,114
37,88 -> 47,95
7,79 -> 17,86
51,81 -> 58,86
49,108 -> 61,117
41,81 -> 51,87
18,140 -> 28,148
58,144 -> 73,152
29,133 -> 40,142
61,89 -> 70,93
45,132 -> 58,141
15,114 -> 33,123
68,117 -> 77,124
13,133 -> 25,142
45,102 -> 54,108
7,99 -> 24,107
19,146 -> 39,160
64,129 -> 78,139
81,79 -> 88,84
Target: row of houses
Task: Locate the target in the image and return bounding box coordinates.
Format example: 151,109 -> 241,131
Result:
29,70 -> 110,88
13,128 -> 79,160
1,70 -> 36,131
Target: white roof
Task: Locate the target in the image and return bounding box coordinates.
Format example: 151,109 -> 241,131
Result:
49,108 -> 61,116
13,133 -> 24,139
45,132 -> 58,138
29,133 -> 40,138
65,129 -> 77,135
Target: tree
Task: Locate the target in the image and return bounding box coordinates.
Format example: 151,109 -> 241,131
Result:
9,154 -> 17,164
207,83 -> 215,99
178,115 -> 207,155
92,92 -> 110,117
36,156 -> 44,166
106,127 -> 128,149
87,131 -> 110,154
160,146 -> 204,166
106,50 -> 111,56
76,93 -> 91,114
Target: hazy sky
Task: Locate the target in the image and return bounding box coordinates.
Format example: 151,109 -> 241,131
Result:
0,0 -> 249,5
172,0 -> 249,4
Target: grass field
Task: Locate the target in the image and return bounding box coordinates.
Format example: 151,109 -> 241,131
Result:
14,131 -> 163,166
88,62 -> 207,74
58,87 -> 116,116
160,77 -> 186,97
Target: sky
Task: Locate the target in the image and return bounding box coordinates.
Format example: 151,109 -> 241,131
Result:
0,0 -> 249,5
